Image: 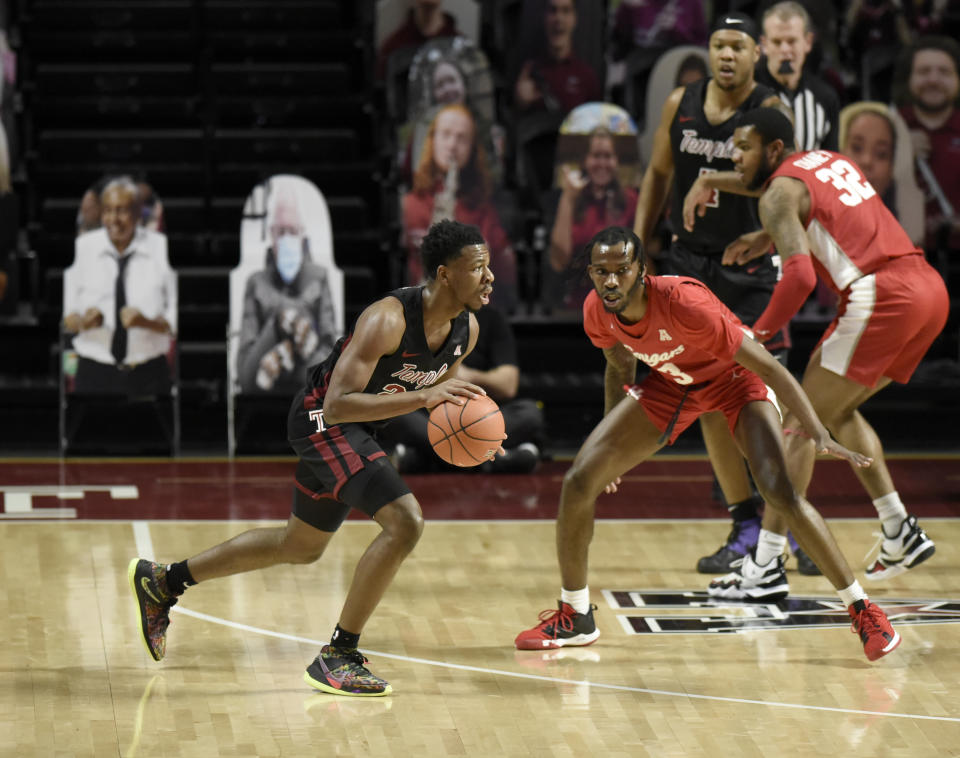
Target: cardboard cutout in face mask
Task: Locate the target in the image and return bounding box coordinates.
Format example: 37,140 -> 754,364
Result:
275,234 -> 303,284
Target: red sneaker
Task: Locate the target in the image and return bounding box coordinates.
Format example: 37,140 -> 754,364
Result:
515,601 -> 599,650
849,599 -> 901,661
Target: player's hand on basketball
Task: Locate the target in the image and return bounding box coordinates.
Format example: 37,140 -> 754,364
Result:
814,435 -> 872,468
422,379 -> 485,408
682,176 -> 715,232
603,476 -> 622,494
722,230 -> 772,266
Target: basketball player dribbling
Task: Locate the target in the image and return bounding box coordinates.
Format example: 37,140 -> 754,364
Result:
129,220 -> 501,696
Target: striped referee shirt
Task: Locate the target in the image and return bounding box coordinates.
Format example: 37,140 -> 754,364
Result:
756,64 -> 840,151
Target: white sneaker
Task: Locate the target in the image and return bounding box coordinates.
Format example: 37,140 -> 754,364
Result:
708,552 -> 789,602
865,515 -> 935,581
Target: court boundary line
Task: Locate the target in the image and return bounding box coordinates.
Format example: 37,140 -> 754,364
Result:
126,520 -> 960,724
170,604 -> 960,724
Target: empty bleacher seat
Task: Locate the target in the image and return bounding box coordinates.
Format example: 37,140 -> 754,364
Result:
34,63 -> 197,97
26,1 -> 194,32
37,129 -> 206,165
211,129 -> 359,162
209,63 -> 353,97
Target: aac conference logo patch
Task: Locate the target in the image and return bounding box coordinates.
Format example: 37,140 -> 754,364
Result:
601,589 -> 960,634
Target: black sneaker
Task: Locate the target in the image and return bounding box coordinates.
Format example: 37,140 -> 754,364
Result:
696,517 -> 760,573
793,546 -> 822,576
128,558 -> 177,661
304,645 -> 392,696
515,601 -> 600,649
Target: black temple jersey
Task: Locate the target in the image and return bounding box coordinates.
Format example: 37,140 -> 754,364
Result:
304,286 -> 471,426
670,78 -> 775,255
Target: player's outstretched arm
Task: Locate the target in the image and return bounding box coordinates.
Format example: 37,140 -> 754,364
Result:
733,336 -> 872,468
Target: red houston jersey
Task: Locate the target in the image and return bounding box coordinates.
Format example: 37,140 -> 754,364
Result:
583,276 -> 748,386
769,150 -> 922,295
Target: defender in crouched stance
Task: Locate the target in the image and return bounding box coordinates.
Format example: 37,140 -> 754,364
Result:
514,226 -> 900,662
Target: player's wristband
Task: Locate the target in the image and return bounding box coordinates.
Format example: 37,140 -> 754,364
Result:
752,254 -> 817,340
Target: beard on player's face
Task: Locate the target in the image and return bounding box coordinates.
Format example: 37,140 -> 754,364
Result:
747,151 -> 775,191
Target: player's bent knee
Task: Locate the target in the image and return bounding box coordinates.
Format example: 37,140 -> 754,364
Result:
562,464 -> 604,502
280,539 -> 329,565
378,498 -> 424,548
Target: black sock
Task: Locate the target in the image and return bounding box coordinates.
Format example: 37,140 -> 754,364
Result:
727,495 -> 762,523
330,624 -> 360,650
164,560 -> 196,596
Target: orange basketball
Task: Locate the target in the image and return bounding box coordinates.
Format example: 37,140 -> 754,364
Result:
427,394 -> 505,467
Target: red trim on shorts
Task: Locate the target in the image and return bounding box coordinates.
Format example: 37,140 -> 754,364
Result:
310,431 -> 350,493
294,479 -> 338,502
367,451 -> 387,462
329,428 -> 365,476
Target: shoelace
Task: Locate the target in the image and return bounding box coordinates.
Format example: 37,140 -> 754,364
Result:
537,606 -> 575,638
344,649 -> 369,668
850,604 -> 882,635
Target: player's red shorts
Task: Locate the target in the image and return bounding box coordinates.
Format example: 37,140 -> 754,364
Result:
818,254 -> 949,387
630,366 -> 774,445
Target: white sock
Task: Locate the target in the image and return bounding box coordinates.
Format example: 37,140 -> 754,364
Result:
754,529 -> 787,566
873,492 -> 908,537
561,586 -> 591,615
837,580 -> 868,608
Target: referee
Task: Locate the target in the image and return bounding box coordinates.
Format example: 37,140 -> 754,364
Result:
756,1 -> 840,151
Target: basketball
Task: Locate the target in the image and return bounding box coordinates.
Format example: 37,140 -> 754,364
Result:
427,394 -> 505,467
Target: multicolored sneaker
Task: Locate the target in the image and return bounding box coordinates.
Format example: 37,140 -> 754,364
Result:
865,515 -> 936,581
708,551 -> 789,602
696,517 -> 761,573
304,645 -> 392,697
515,601 -> 599,650
128,558 -> 177,661
848,599 -> 901,661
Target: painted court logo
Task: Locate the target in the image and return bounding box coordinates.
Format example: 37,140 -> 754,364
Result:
601,589 -> 960,634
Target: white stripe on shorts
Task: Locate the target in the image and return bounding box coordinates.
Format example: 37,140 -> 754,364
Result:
820,274 -> 876,377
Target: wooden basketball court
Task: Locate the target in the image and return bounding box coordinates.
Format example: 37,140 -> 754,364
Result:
2,455 -> 959,757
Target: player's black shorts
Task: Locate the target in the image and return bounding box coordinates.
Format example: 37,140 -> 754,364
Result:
286,390 -> 411,532
660,241 -> 788,349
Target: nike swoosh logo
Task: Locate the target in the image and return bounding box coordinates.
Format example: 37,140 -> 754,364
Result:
678,116 -> 694,122
141,577 -> 162,604
402,351 -> 419,358
725,16 -> 743,23
746,265 -> 760,274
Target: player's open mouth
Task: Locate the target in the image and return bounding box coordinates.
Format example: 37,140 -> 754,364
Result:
603,292 -> 621,306
479,288 -> 492,304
